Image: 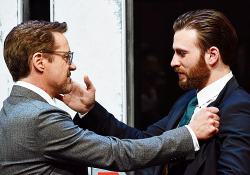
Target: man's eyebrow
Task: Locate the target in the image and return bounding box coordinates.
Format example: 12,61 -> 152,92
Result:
173,47 -> 188,52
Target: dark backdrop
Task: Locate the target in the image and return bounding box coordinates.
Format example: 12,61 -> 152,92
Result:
134,0 -> 250,130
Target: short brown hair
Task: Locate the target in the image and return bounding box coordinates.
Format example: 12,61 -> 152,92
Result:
173,9 -> 238,67
4,20 -> 67,82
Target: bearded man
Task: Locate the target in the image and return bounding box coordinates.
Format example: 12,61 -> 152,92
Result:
75,9 -> 250,175
1,19 -> 222,174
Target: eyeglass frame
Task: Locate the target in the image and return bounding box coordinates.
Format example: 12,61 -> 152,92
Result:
40,51 -> 74,65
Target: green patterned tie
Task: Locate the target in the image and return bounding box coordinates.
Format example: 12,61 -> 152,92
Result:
179,96 -> 198,127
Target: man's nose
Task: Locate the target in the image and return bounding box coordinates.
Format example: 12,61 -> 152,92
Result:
170,54 -> 181,67
69,62 -> 77,70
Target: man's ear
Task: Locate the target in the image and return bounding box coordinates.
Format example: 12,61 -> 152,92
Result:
32,53 -> 45,72
206,46 -> 220,66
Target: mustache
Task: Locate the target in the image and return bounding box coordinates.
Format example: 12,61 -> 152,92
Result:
174,67 -> 185,74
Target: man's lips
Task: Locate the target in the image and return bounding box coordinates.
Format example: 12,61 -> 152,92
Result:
177,72 -> 185,77
174,68 -> 186,77
175,71 -> 185,76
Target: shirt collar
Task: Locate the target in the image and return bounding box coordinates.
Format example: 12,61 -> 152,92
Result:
15,81 -> 57,107
197,71 -> 233,107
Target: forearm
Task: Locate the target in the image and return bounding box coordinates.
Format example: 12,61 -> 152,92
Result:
74,101 -> 145,139
41,111 -> 195,172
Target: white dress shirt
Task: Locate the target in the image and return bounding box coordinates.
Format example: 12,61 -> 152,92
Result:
186,71 -> 233,151
15,81 -> 57,107
191,71 -> 233,123
15,81 -> 89,119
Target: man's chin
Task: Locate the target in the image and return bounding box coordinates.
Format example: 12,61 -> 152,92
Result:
179,82 -> 189,91
69,85 -> 73,93
62,84 -> 73,95
179,79 -> 194,91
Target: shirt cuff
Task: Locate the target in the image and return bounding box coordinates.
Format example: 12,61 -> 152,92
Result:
185,125 -> 200,151
78,112 -> 88,118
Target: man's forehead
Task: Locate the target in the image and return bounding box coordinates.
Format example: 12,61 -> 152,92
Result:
52,32 -> 70,50
173,28 -> 198,49
174,28 -> 198,41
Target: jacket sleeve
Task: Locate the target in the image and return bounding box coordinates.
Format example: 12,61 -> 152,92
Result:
38,107 -> 195,172
74,101 -> 172,139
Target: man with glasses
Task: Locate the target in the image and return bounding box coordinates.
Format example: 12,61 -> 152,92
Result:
0,20 -> 219,174
40,51 -> 74,65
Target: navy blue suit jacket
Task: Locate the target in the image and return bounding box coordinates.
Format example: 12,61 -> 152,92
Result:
77,76 -> 250,175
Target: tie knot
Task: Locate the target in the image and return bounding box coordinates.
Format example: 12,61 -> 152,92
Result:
188,96 -> 198,107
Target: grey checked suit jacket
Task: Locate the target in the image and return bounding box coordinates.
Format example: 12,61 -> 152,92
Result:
0,85 -> 195,174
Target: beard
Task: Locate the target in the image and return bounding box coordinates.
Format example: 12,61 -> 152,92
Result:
62,71 -> 73,94
62,80 -> 73,94
174,54 -> 210,91
53,71 -> 73,95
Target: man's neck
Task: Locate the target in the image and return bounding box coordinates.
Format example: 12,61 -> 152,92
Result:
20,77 -> 54,99
196,71 -> 233,108
15,81 -> 57,106
198,68 -> 231,92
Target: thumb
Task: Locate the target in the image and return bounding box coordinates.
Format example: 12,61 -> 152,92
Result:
206,106 -> 219,114
84,75 -> 94,90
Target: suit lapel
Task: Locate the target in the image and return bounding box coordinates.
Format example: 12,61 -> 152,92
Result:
209,76 -> 238,108
165,90 -> 197,130
166,90 -> 196,173
166,76 -> 238,132
184,76 -> 239,175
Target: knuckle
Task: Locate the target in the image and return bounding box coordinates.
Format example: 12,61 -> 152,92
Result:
209,119 -> 214,125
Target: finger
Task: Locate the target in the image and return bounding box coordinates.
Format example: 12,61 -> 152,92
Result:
206,106 -> 219,114
213,114 -> 220,121
84,75 -> 94,90
210,127 -> 219,138
213,120 -> 220,128
213,127 -> 219,135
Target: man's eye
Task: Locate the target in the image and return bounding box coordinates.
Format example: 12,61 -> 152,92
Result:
178,51 -> 186,57
65,55 -> 70,59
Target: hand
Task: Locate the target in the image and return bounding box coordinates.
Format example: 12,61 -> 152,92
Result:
188,107 -> 220,140
55,75 -> 96,114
